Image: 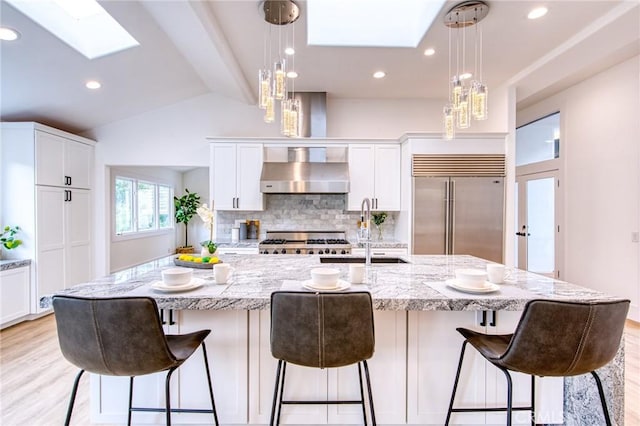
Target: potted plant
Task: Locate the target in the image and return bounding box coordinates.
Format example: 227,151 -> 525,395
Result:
196,203 -> 217,256
174,189 -> 200,253
371,212 -> 387,241
1,225 -> 22,259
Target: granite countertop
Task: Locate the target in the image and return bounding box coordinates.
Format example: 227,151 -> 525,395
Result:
0,259 -> 31,271
215,240 -> 259,248
354,240 -> 408,249
40,254 -> 621,312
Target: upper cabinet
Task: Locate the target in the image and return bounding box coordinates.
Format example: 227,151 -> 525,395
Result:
35,130 -> 92,189
348,144 -> 401,211
210,143 -> 264,211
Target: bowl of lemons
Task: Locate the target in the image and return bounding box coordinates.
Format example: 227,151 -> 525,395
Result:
174,254 -> 221,269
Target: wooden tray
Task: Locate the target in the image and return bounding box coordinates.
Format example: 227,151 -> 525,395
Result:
173,257 -> 222,269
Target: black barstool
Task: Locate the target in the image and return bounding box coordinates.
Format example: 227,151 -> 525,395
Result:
269,291 -> 376,425
445,299 -> 629,425
52,295 -> 219,426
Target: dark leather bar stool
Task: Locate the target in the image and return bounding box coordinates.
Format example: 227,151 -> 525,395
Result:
445,299 -> 629,426
52,295 -> 219,426
269,291 -> 376,425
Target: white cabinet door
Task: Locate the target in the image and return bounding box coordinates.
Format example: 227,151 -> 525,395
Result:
236,144 -> 264,210
0,266 -> 30,326
65,189 -> 92,288
177,309 -> 248,424
65,141 -> 92,189
249,310 -> 328,425
348,144 -> 401,211
35,131 -> 65,187
211,143 -> 237,210
35,131 -> 92,189
211,143 -> 264,211
373,145 -> 401,211
35,186 -> 65,312
328,311 -> 406,425
347,145 -> 375,211
407,311 -> 487,424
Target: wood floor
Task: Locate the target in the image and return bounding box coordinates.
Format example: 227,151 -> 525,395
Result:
1,315 -> 639,425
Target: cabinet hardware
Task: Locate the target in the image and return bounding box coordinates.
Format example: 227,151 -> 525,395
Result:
64,176 -> 71,186
479,311 -> 487,327
160,309 -> 166,325
489,310 -> 496,327
169,309 -> 176,325
68,190 -> 72,202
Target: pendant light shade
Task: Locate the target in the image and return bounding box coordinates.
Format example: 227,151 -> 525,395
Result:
442,1 -> 489,139
258,69 -> 271,109
273,59 -> 286,100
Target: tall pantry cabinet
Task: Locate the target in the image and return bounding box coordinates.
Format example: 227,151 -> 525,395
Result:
1,122 -> 95,314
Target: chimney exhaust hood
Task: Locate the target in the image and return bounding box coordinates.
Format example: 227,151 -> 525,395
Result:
260,147 -> 350,194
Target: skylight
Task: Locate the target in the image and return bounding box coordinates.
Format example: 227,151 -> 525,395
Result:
306,0 -> 447,48
6,0 -> 139,59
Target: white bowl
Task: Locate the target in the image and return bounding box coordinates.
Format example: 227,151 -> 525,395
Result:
455,268 -> 488,288
162,267 -> 193,286
310,268 -> 340,289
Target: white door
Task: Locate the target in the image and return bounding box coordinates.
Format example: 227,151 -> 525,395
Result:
211,144 -> 237,210
65,189 -> 92,287
236,144 -> 264,211
35,131 -> 65,186
65,141 -> 92,189
373,145 -> 401,211
515,170 -> 560,278
35,186 -> 65,311
347,145 -> 375,211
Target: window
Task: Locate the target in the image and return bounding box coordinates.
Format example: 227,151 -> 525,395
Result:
516,112 -> 560,167
114,176 -> 173,236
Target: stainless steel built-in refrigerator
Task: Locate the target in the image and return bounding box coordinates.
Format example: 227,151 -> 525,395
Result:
412,176 -> 504,263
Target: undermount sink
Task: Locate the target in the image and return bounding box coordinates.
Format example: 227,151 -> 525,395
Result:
319,256 -> 409,264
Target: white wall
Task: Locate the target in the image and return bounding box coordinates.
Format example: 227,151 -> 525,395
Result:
518,55 -> 640,320
184,167 -> 210,249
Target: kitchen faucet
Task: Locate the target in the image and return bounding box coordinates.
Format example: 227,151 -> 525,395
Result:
360,198 -> 371,267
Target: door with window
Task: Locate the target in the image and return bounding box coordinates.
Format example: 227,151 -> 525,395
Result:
515,171 -> 560,278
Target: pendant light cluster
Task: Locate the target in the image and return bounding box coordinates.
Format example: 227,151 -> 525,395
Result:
258,0 -> 301,137
443,1 -> 489,140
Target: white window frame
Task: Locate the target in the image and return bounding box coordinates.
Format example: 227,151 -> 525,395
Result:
112,173 -> 174,241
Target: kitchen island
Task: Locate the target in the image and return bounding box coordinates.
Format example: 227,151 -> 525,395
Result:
41,254 -> 625,426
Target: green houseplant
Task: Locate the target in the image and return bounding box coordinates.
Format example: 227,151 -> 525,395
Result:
174,189 -> 200,252
371,212 -> 387,241
1,225 -> 22,259
196,203 -> 217,255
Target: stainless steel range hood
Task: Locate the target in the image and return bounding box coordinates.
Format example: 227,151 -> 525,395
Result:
260,147 -> 350,194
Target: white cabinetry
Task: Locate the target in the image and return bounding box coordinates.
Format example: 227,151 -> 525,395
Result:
348,144 -> 401,211
0,266 -> 30,327
91,309 -> 248,424
1,122 -> 95,314
407,311 -> 563,425
249,310 -> 406,425
210,143 -> 264,211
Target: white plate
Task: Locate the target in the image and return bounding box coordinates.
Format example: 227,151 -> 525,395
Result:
445,279 -> 500,294
151,278 -> 205,292
302,279 -> 351,292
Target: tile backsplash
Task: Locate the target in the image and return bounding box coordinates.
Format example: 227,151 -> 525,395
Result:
216,194 -> 395,242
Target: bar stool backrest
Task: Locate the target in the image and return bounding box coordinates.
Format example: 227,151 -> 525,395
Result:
53,296 -> 178,377
500,299 -> 629,376
270,291 -> 375,369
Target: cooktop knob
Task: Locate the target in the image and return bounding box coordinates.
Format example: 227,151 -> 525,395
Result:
324,248 -> 330,254
341,250 -> 346,255
295,249 -> 301,254
273,250 -> 279,254
331,250 -> 336,254
281,248 -> 286,254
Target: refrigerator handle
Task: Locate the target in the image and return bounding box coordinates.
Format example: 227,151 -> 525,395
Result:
450,180 -> 456,255
444,180 -> 450,254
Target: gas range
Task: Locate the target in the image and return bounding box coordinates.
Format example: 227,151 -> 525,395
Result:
259,231 -> 351,255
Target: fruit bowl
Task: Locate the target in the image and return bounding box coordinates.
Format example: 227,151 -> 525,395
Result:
174,255 -> 222,269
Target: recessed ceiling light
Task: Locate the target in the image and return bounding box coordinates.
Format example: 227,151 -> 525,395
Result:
424,48 -> 435,56
373,71 -> 386,79
528,7 -> 548,20
85,80 -> 101,90
286,71 -> 298,79
0,27 -> 20,41
459,72 -> 472,80
284,47 -> 295,55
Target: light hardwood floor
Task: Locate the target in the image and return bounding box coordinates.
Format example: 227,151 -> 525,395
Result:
1,315 -> 639,425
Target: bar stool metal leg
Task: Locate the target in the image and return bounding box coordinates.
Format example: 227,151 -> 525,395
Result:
357,362 -> 368,425
276,361 -> 288,426
128,376 -> 134,426
200,342 -> 219,425
362,360 -> 376,426
270,360 -> 284,426
64,369 -> 85,426
497,366 -> 513,426
530,375 -> 535,426
165,367 -> 177,426
591,371 -> 613,426
445,340 -> 468,425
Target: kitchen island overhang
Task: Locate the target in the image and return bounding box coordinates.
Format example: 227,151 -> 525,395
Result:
41,254 -> 626,426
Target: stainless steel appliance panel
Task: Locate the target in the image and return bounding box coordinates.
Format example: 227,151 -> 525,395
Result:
412,176 -> 504,263
412,177 -> 449,255
450,177 -> 504,263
